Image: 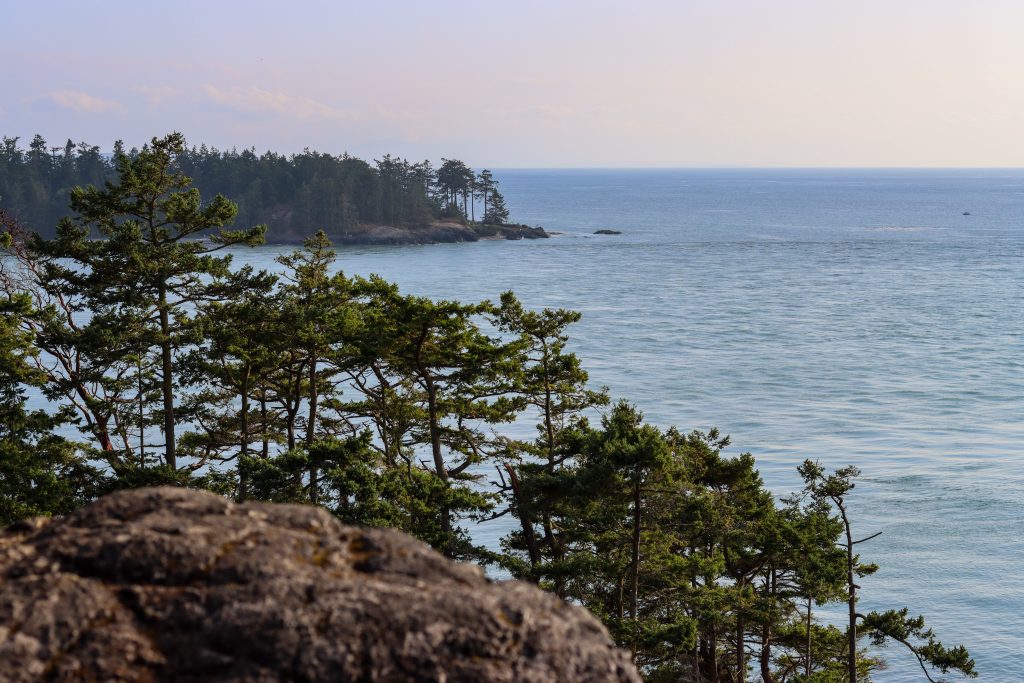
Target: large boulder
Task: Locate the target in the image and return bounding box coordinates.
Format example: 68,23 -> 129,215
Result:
0,488 -> 640,682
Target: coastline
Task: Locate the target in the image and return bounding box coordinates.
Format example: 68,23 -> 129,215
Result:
263,220 -> 550,246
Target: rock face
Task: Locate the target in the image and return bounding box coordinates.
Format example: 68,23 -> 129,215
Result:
0,488 -> 640,683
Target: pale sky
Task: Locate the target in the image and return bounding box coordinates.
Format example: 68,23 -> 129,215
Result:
3,0 -> 1022,167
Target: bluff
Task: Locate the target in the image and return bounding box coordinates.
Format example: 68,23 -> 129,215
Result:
0,487 -> 639,683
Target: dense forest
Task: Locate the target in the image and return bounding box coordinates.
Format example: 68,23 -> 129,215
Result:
0,135 -> 976,682
0,132 -> 511,241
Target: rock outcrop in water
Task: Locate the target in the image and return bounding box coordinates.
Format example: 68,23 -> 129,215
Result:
0,487 -> 639,683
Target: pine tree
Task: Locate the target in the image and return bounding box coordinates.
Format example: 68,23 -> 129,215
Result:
476,170 -> 496,221
800,460 -> 976,682
274,231 -> 360,501
484,187 -> 510,224
183,268 -> 279,496
1,210 -> 133,455
366,286 -> 525,558
28,132 -> 266,470
497,292 -> 608,582
0,253 -> 103,523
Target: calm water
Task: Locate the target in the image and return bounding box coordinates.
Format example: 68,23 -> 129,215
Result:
233,169 -> 1022,681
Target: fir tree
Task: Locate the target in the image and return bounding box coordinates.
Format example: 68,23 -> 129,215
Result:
28,132 -> 266,469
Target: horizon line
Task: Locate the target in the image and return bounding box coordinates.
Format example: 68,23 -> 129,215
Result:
487,165 -> 1024,171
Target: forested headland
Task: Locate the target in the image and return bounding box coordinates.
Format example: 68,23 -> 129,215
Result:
0,132 -> 541,244
0,134 -> 976,682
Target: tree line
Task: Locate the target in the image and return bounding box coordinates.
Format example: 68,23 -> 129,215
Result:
0,134 -> 975,682
0,133 -> 509,242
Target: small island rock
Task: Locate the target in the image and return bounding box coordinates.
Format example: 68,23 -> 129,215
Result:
593,229 -> 623,235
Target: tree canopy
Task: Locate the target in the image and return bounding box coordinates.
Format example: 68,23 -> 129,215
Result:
0,141 -> 977,682
0,133 -> 514,243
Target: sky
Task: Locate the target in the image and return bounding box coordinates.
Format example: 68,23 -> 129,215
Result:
2,0 -> 1023,167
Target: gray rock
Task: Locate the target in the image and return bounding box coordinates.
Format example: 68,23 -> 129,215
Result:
492,224 -> 550,240
0,487 -> 640,683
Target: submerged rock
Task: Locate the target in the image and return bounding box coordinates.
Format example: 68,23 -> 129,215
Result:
0,487 -> 640,683
593,229 -> 622,235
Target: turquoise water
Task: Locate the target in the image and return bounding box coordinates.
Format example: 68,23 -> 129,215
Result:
233,169 -> 1022,681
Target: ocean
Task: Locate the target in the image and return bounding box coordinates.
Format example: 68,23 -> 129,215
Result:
208,169 -> 1024,680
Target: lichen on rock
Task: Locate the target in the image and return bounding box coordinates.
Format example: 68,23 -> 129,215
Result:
0,487 -> 640,682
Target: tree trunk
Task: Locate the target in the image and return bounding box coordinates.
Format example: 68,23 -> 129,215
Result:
94,413 -> 114,452
239,367 -> 250,500
542,515 -> 565,597
736,612 -> 745,683
240,368 -> 250,458
371,366 -> 395,467
286,405 -> 297,451
839,500 -> 857,683
138,353 -> 145,464
260,395 -> 269,458
305,355 -> 318,447
709,625 -> 719,682
806,597 -> 813,679
285,360 -> 304,451
506,464 -> 541,575
69,380 -> 114,452
425,377 -> 452,554
760,624 -> 775,683
306,354 -> 318,505
541,344 -> 556,462
630,476 -> 642,627
157,284 -> 176,469
759,568 -> 776,683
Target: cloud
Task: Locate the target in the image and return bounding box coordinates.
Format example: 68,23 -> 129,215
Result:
46,90 -> 123,113
135,85 -> 178,106
201,84 -> 354,121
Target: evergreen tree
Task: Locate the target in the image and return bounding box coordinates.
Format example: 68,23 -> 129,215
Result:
183,269 -> 279,496
0,135 -> 519,240
28,132 -> 266,469
497,292 -> 608,582
366,286 -> 525,558
799,461 -> 976,682
0,210 -> 135,455
342,276 -> 426,469
0,243 -> 103,523
436,158 -> 474,219
0,146 -> 981,682
476,170 -> 496,221
273,231 -> 360,501
484,187 -> 510,224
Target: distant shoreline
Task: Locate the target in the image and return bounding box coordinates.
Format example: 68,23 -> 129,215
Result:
263,220 -> 550,246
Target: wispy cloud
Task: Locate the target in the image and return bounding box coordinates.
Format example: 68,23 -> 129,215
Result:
201,84 -> 354,121
135,85 -> 178,107
46,90 -> 123,113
